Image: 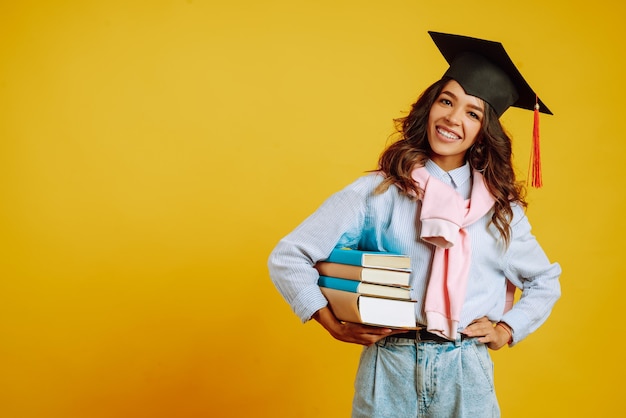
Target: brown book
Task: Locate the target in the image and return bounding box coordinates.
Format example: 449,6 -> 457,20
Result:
315,261 -> 411,288
320,287 -> 418,329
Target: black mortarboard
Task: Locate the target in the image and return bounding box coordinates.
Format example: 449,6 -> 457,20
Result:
428,31 -> 552,117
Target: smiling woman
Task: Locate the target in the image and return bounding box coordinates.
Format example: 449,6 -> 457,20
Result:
268,31 -> 561,418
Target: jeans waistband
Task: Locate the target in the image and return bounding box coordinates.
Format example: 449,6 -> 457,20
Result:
393,329 -> 467,343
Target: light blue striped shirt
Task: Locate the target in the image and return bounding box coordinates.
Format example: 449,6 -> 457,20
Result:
268,160 -> 561,344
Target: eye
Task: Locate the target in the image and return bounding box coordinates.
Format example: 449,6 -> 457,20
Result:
468,111 -> 480,120
439,98 -> 452,106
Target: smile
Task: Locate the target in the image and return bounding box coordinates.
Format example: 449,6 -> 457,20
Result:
436,127 -> 461,140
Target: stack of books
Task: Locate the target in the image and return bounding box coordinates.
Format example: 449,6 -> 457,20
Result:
316,248 -> 417,329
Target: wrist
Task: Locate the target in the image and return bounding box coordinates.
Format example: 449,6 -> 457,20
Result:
313,307 -> 341,331
496,322 -> 513,345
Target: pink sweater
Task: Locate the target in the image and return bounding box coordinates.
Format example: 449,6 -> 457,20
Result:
412,166 -> 505,340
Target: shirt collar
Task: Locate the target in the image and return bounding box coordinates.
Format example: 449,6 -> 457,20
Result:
425,159 -> 472,190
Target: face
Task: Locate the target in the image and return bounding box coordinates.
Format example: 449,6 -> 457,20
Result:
427,79 -> 484,171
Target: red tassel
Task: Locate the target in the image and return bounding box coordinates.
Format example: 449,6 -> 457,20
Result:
529,96 -> 543,188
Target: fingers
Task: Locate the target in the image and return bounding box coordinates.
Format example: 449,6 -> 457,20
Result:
334,322 -> 395,346
315,307 -> 398,346
461,317 -> 493,338
461,319 -> 509,350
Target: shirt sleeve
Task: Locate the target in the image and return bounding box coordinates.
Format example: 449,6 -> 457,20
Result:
267,175 -> 377,322
500,205 -> 562,345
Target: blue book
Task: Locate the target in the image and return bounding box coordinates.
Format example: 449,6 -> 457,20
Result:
318,276 -> 412,300
326,248 -> 410,271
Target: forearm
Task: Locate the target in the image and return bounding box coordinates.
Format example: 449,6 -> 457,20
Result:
502,262 -> 561,344
502,208 -> 562,344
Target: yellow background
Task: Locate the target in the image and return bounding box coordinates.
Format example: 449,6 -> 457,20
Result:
1,1 -> 623,417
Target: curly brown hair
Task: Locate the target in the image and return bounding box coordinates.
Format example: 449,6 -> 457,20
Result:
375,77 -> 527,245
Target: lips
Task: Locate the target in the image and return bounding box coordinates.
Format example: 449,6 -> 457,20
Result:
436,126 -> 461,140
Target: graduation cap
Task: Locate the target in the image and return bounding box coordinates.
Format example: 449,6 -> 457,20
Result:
428,31 -> 550,187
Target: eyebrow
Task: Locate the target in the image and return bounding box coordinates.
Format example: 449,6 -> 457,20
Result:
441,90 -> 485,114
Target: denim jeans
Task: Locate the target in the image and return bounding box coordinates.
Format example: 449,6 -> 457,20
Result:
352,336 -> 500,418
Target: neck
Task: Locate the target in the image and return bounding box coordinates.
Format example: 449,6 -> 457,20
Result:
429,155 -> 466,172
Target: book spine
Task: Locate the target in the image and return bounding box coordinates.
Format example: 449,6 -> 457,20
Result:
325,249 -> 364,266
318,276 -> 360,293
315,262 -> 362,281
319,287 -> 362,324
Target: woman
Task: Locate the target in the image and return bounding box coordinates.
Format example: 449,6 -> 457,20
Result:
268,32 -> 561,418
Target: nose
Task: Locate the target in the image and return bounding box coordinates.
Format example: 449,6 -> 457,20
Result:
445,108 -> 462,125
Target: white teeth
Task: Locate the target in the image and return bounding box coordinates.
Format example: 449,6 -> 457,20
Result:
437,127 -> 459,140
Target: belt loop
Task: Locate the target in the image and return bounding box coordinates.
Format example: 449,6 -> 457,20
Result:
454,333 -> 462,347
